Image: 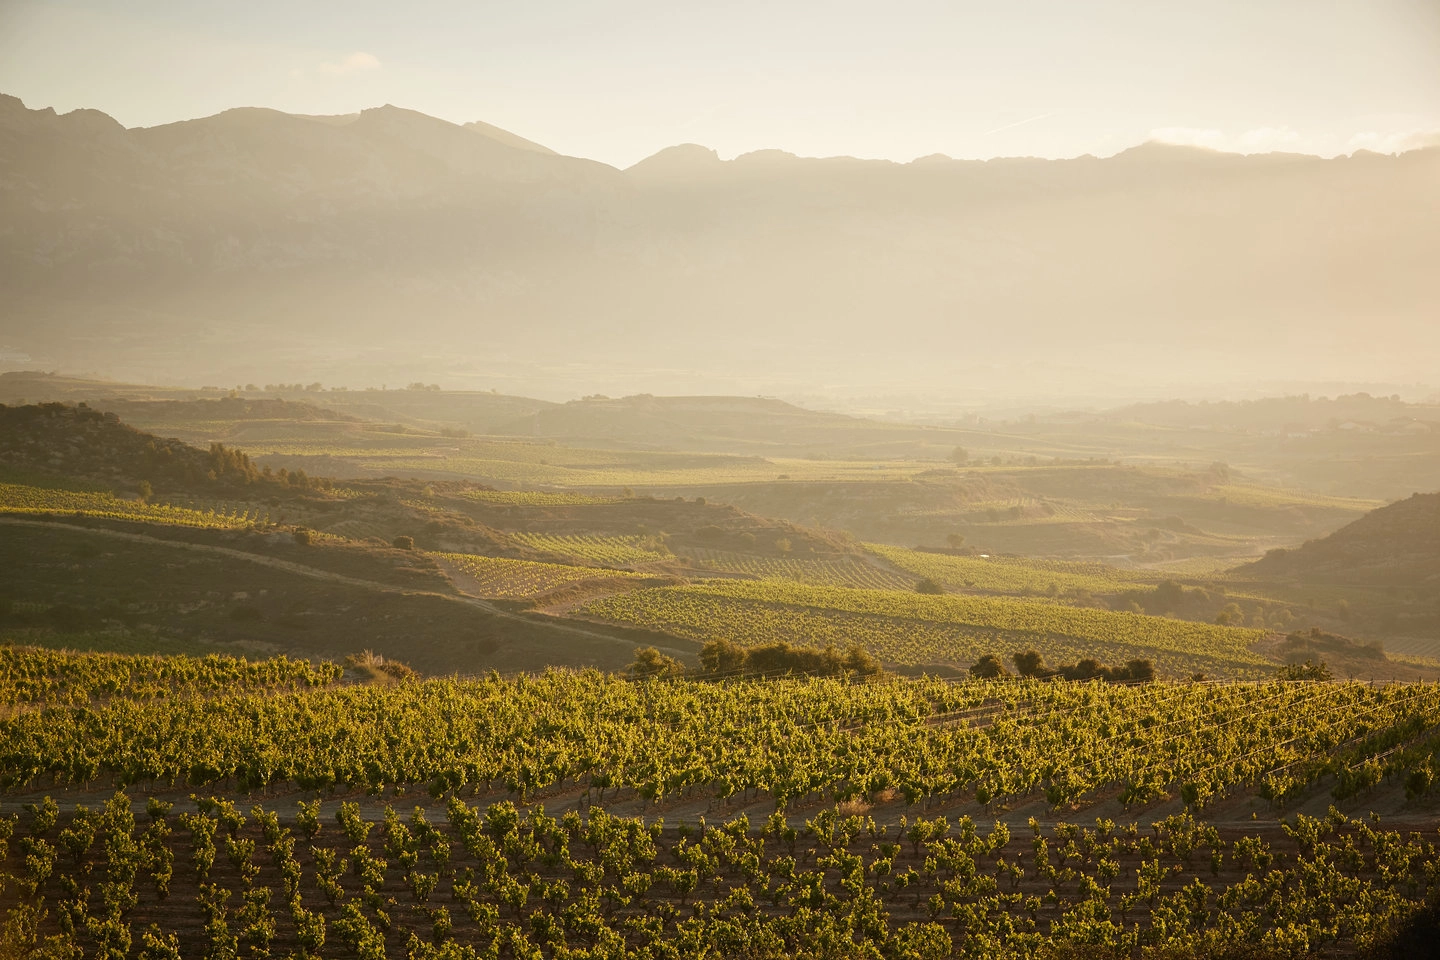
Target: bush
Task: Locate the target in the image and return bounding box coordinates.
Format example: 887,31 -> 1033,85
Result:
914,578 -> 945,595
627,647 -> 685,680
969,654 -> 1010,679
694,638 -> 885,680
392,535 -> 414,550
1277,659 -> 1332,681
1013,650 -> 1052,678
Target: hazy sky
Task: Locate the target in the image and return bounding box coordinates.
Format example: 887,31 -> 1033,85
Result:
2,0 -> 1437,167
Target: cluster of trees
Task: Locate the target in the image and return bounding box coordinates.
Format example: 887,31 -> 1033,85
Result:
1277,659 -> 1333,681
628,638 -> 884,681
969,650 -> 1157,683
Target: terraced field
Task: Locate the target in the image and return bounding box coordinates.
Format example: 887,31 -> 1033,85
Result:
508,533 -> 671,566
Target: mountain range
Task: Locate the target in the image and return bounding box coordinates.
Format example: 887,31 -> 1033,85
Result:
2,94 -> 1437,399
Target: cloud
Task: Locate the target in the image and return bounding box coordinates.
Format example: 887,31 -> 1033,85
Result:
316,51 -> 381,76
1149,125 -> 1440,158
1148,127 -> 1226,150
1346,129 -> 1440,155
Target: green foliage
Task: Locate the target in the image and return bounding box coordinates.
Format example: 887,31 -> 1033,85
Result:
626,646 -> 684,680
1277,659 -> 1333,681
695,637 -> 884,679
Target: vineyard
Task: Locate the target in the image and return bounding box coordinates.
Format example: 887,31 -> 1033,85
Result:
506,535 -> 670,567
457,491 -> 623,507
436,554 -> 641,600
678,548 -> 916,591
0,648 -> 341,707
1,649 -> 1440,957
2,652 -> 1437,812
867,546 -> 1145,597
577,581 -> 1273,678
0,482 -> 260,530
4,791 -> 1437,959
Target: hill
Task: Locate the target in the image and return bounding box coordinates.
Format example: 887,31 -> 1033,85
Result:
0,401 -> 323,495
1241,492 -> 1440,587
2,93 -> 1437,398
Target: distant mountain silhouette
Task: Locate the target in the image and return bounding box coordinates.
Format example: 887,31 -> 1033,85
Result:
1,93 -> 1436,395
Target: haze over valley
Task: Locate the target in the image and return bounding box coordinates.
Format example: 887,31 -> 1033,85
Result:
3,93 -> 1438,402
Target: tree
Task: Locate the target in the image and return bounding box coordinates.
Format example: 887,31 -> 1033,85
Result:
949,446 -> 969,465
1012,650 -> 1052,678
392,536 -> 415,550
945,533 -> 966,549
698,639 -> 748,676
915,578 -> 945,595
969,655 -> 1010,679
627,647 -> 684,680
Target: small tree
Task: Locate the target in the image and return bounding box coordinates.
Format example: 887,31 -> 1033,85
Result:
945,532 -> 966,549
915,578 -> 945,595
949,446 -> 969,465
698,639 -> 748,677
969,655 -> 1010,679
392,535 -> 414,550
1012,650 -> 1052,679
628,647 -> 684,680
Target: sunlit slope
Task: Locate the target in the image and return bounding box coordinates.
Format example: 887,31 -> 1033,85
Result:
579,579 -> 1271,677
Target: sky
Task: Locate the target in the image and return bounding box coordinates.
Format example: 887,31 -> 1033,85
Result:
1,0 -> 1438,168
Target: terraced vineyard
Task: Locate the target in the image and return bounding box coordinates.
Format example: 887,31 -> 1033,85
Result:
679,547 -> 916,590
579,580 -> 1272,677
0,481 -> 260,529
508,534 -> 671,566
437,552 -> 641,599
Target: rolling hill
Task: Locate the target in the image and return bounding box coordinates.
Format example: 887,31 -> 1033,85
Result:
1241,491 -> 1440,587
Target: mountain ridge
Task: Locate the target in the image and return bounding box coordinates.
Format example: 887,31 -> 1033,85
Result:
2,93 -> 1437,397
